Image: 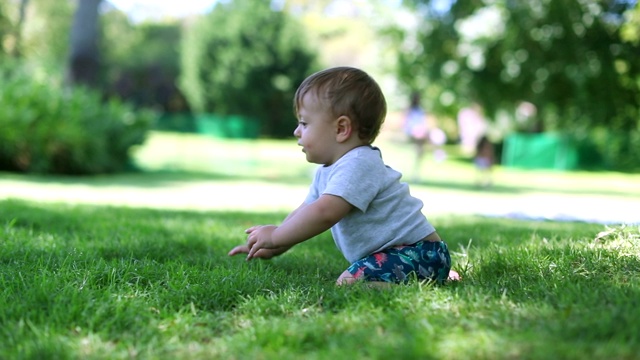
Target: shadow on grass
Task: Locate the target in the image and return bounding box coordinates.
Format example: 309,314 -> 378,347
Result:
2,198 -> 622,292
0,168 -> 315,188
0,199 -> 338,302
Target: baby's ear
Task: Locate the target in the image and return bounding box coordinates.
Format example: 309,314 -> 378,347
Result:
336,115 -> 353,142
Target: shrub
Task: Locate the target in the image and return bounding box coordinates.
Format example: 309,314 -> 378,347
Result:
180,0 -> 319,138
0,65 -> 154,175
586,127 -> 640,171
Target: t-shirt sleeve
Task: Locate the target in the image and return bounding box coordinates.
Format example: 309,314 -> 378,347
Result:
322,155 -> 381,212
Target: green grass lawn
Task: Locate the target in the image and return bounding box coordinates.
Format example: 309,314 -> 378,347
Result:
1,200 -> 639,359
1,131 -> 640,359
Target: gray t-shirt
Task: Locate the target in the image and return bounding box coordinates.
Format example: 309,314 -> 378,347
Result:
304,146 -> 436,263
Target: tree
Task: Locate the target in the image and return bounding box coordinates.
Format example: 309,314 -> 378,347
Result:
66,0 -> 102,87
396,0 -> 640,132
12,0 -> 29,58
394,0 -> 640,169
180,0 -> 319,138
101,15 -> 188,112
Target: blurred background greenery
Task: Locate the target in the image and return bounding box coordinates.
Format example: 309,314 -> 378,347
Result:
0,0 -> 639,175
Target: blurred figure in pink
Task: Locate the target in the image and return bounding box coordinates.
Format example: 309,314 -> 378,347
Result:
457,103 -> 487,156
428,127 -> 447,163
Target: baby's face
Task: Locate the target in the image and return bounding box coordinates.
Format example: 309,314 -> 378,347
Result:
294,91 -> 339,165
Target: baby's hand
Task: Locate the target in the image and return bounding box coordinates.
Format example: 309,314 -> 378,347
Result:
228,244 -> 280,260
245,225 -> 278,259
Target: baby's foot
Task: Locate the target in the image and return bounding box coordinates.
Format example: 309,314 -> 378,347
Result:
448,269 -> 461,281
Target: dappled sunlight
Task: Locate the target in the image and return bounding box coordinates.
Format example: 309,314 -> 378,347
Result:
75,333 -> 118,359
438,328 -> 528,359
591,225 -> 640,261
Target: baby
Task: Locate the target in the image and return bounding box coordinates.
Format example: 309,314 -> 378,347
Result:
229,66 -> 458,285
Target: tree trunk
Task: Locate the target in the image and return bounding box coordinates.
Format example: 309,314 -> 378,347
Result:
66,0 -> 102,88
9,0 -> 29,58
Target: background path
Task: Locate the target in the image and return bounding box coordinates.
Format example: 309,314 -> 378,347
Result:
1,131 -> 638,226
1,173 -> 637,225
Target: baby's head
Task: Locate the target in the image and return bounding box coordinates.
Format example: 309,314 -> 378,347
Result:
294,67 -> 387,144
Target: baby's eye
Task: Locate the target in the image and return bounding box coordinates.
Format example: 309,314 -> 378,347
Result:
298,121 -> 308,127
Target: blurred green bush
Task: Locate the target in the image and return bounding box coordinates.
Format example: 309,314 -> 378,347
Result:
0,64 -> 154,175
580,127 -> 640,172
180,0 -> 319,138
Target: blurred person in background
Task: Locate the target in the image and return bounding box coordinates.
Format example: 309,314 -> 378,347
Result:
403,92 -> 429,181
474,134 -> 495,188
457,103 -> 487,156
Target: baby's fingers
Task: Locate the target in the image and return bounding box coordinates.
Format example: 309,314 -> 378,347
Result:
250,249 -> 275,260
246,243 -> 262,260
244,225 -> 262,234
228,245 -> 250,256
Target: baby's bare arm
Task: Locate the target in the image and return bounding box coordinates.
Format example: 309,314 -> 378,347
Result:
227,202 -> 307,259
246,195 -> 352,258
282,202 -> 308,223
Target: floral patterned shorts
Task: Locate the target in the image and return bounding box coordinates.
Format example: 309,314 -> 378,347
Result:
347,240 -> 452,284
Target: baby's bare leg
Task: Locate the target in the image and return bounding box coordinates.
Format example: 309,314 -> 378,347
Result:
336,270 -> 392,288
336,270 -> 357,285
448,269 -> 461,281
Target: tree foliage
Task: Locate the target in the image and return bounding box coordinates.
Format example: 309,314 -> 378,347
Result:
180,0 -> 319,138
19,0 -> 74,69
0,4 -> 9,58
102,16 -> 188,115
621,1 -> 640,43
395,0 -> 640,169
0,1 -> 159,175
397,0 -> 640,132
